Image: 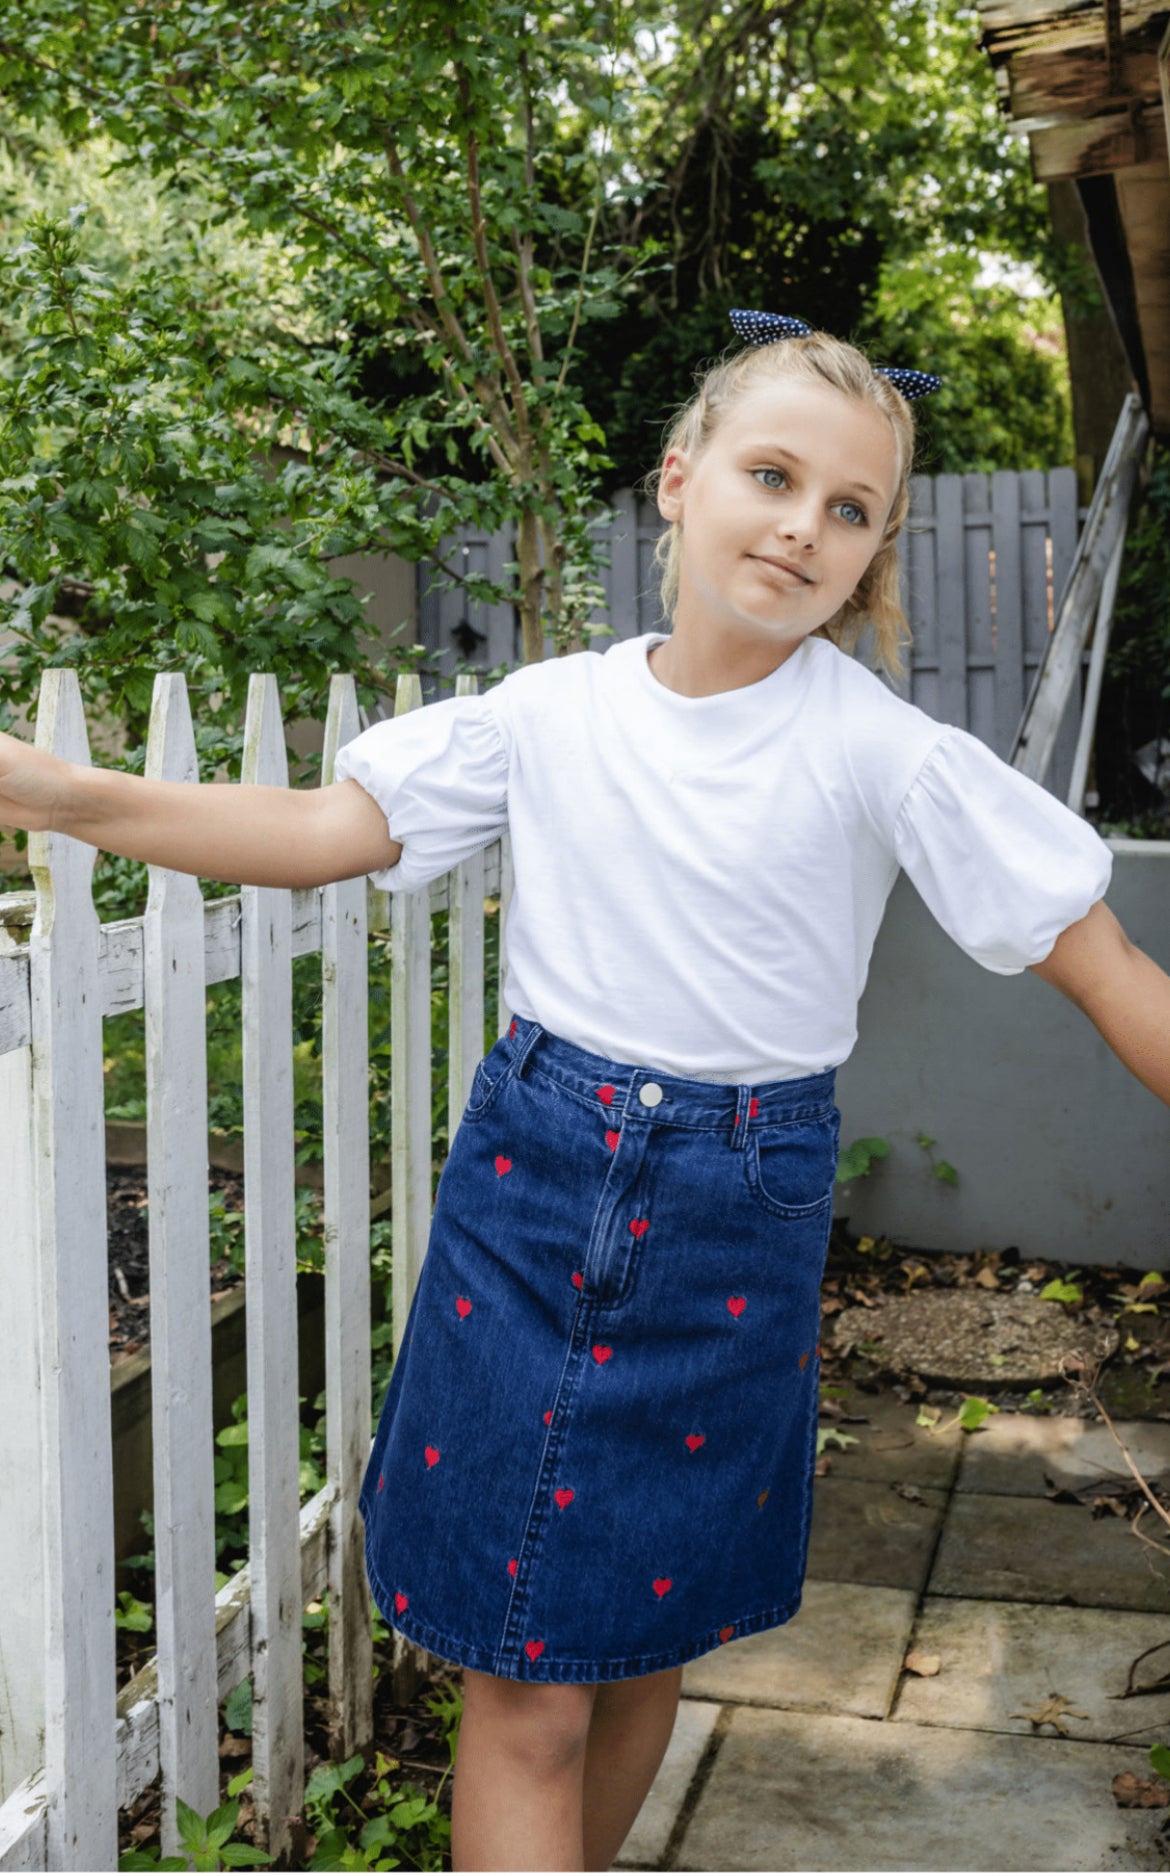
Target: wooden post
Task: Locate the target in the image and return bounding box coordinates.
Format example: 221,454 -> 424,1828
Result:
239,675 -> 305,1866
142,675 -> 221,1854
27,670 -> 118,1870
0,894 -> 42,1811
320,676 -> 375,1763
388,671 -> 434,1702
448,676 -> 486,1142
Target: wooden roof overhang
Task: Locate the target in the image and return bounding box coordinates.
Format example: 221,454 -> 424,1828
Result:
977,0 -> 1170,436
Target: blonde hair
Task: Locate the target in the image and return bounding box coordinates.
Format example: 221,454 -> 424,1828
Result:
645,330 -> 917,683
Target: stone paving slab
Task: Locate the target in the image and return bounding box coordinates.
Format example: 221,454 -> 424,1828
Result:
680,1579 -> 918,1719
613,1697 -> 721,1870
818,1388 -> 964,1488
957,1412 -> 1170,1498
891,1596 -> 1170,1746
931,1492 -> 1170,1613
675,1707 -> 1168,1871
806,1476 -> 948,1591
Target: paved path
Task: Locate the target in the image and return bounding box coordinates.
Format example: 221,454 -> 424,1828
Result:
614,1388 -> 1170,1871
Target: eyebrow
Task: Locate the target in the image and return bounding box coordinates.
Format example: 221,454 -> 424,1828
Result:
744,444 -> 885,503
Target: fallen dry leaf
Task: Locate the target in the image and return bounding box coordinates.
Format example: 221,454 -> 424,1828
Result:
1009,1693 -> 1090,1736
904,1651 -> 941,1677
973,1267 -> 1000,1290
1112,1771 -> 1170,1809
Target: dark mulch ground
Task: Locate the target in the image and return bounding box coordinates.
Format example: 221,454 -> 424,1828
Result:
107,1164 -> 247,1366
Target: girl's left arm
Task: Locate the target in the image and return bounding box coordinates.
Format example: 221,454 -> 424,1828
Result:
1029,899 -> 1170,1109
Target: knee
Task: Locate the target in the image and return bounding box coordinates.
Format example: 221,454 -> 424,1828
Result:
463,1670 -> 597,1775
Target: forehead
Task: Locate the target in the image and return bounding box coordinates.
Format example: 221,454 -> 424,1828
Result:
714,376 -> 899,494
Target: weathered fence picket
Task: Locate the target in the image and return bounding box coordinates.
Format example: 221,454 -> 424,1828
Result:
239,674 -> 305,1865
320,675 -> 375,1763
29,673 -> 118,1872
142,675 -> 220,1858
0,664 -> 502,1870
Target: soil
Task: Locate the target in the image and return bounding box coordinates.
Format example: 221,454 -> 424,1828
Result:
107,1165 -> 247,1366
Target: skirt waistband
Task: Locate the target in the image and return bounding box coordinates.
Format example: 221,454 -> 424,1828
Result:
501,1013 -> 837,1139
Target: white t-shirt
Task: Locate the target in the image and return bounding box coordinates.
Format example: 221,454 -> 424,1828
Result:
333,630 -> 1113,1086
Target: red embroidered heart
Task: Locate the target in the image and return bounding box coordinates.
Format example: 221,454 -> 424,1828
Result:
605,1129 -> 621,1151
424,1445 -> 441,1468
494,1155 -> 512,1176
719,1624 -> 736,1643
592,1344 -> 613,1365
554,1487 -> 575,1509
749,1098 -> 759,1118
685,1434 -> 705,1453
509,1018 -> 518,1038
652,1577 -> 673,1598
394,1591 -> 409,1614
377,1473 -> 385,1492
798,1349 -> 810,1370
571,1270 -> 584,1290
543,1409 -> 553,1424
525,1639 -> 545,1662
629,1218 -> 649,1239
507,1558 -> 518,1577
596,1084 -> 615,1105
456,1296 -> 472,1319
727,1295 -> 746,1317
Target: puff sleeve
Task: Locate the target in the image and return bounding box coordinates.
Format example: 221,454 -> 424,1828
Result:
892,727 -> 1113,974
333,691 -> 509,893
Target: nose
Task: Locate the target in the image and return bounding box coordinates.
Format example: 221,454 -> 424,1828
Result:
775,495 -> 821,552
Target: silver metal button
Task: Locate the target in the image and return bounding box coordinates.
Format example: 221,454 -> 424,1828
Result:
639,1082 -> 664,1107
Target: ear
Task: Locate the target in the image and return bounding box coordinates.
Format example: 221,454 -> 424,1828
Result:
656,450 -> 690,523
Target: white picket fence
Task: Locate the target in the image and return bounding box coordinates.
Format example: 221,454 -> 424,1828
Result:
0,667 -> 510,1871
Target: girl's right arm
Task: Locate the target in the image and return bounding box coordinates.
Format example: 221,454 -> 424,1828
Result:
0,728 -> 402,889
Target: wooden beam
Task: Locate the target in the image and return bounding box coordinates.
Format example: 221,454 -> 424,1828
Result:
1011,392 -> 1149,786
1030,101 -> 1168,177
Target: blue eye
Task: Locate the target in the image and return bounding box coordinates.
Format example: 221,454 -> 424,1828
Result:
753,467 -> 787,490
836,500 -> 868,527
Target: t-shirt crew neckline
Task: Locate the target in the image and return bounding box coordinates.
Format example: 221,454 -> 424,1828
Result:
636,630 -> 816,713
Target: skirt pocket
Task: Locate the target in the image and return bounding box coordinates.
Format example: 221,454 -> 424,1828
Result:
742,1107 -> 840,1219
460,1035 -> 517,1123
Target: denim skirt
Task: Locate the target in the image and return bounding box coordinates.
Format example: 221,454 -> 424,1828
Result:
359,1013 -> 840,1684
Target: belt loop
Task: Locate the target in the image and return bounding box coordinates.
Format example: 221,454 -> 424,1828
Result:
729,1084 -> 752,1152
509,1014 -> 544,1078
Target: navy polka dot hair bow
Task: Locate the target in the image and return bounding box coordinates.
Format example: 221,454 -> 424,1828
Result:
728,309 -> 943,400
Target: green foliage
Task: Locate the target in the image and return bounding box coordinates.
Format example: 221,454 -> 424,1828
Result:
118,1781 -> 273,1870
836,1136 -> 890,1184
916,1133 -> 959,1185
1039,1274 -> 1084,1306
956,1395 -> 998,1431
0,0 -> 643,671
303,1734 -> 456,1871
566,0 -> 1073,482
1150,1741 -> 1170,1782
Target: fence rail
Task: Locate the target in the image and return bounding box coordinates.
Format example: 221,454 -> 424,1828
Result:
0,668 -> 510,1871
417,467 -> 1091,800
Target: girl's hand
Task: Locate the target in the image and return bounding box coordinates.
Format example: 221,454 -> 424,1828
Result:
0,729 -> 74,835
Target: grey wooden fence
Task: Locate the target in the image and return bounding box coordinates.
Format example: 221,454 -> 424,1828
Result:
417,469 -> 1089,800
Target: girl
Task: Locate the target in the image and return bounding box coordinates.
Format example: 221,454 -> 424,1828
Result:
3,317 -> 1169,1875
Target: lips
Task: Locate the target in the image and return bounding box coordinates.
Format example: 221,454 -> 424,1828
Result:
751,554 -> 815,584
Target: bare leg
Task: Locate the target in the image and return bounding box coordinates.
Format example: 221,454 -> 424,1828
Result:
450,1668 -> 599,1872
581,1665 -> 684,1872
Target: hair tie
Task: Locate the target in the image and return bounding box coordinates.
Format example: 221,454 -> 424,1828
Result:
728,308 -> 942,400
